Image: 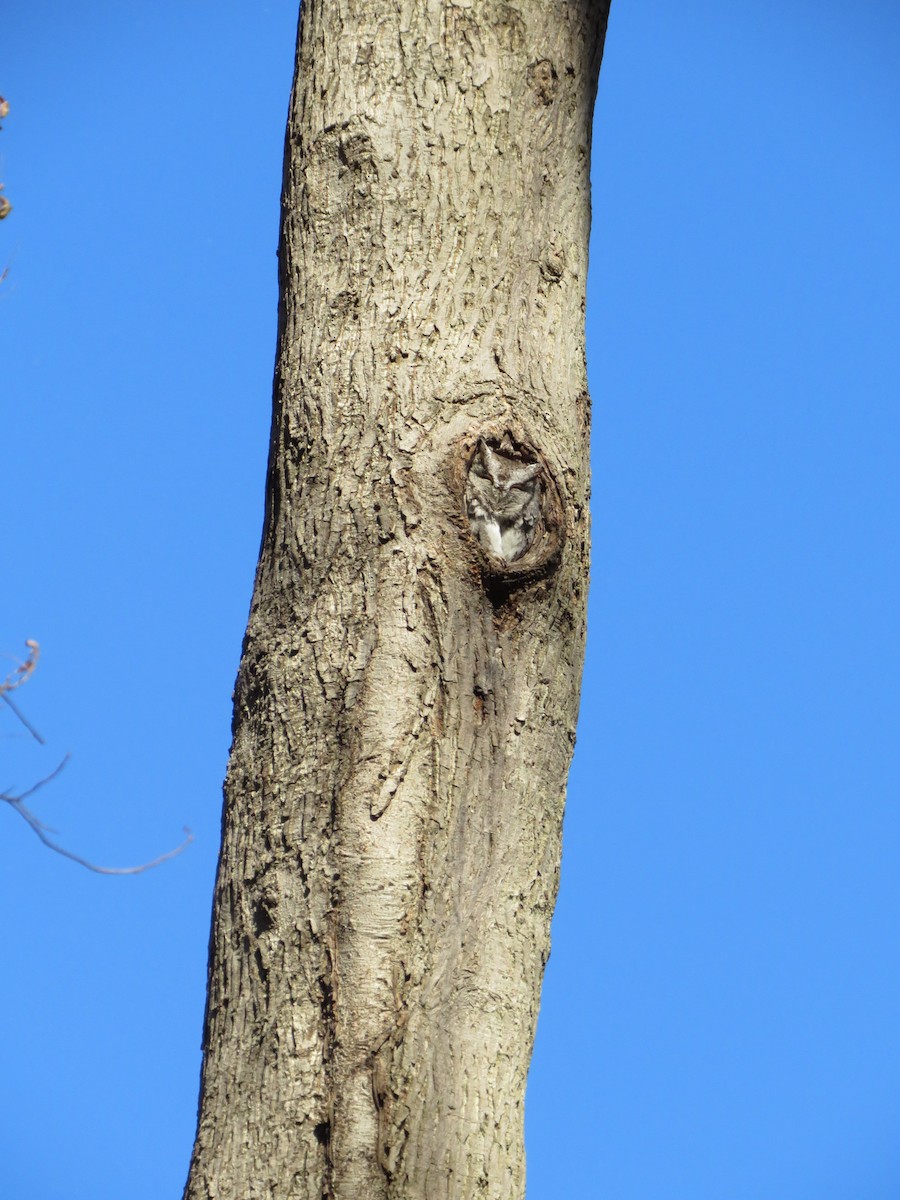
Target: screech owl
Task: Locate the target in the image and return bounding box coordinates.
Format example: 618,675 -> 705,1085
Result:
465,440 -> 543,562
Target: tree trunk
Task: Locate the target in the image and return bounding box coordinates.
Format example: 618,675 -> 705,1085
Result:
184,2 -> 609,1197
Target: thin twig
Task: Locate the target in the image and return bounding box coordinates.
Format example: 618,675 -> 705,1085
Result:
1,639 -> 40,695
1,756 -> 194,875
9,751 -> 70,803
1,692 -> 46,743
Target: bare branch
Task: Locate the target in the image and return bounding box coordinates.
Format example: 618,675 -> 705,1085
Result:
1,640 -> 46,742
2,693 -> 46,743
8,750 -> 70,805
1,755 -> 195,874
2,639 -> 193,872
1,639 -> 40,695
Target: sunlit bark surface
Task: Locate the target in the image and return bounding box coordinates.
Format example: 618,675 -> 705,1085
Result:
184,2 -> 608,1197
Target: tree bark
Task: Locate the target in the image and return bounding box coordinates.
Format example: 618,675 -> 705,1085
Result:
184,2 -> 609,1197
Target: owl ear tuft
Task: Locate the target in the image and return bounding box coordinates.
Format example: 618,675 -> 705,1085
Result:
476,440 -> 502,486
517,462 -> 542,485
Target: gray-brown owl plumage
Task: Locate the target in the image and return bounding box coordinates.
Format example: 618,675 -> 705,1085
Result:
465,440 -> 542,562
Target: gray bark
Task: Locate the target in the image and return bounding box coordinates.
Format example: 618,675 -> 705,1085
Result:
184,2 -> 609,1197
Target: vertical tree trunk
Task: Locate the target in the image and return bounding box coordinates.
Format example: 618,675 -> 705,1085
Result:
184,2 -> 609,1197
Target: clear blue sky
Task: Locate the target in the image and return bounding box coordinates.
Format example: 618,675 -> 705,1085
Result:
3,3 -> 899,1198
